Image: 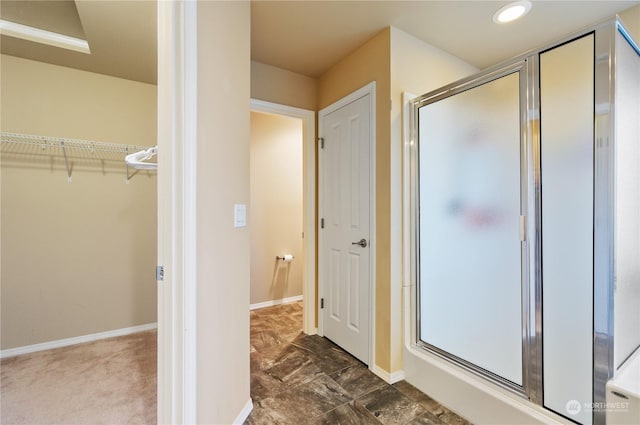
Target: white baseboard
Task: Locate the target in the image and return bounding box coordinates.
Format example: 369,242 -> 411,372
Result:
233,398 -> 254,424
371,365 -> 405,384
0,323 -> 158,359
250,295 -> 303,310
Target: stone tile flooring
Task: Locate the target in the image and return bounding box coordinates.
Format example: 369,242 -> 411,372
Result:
245,302 -> 472,425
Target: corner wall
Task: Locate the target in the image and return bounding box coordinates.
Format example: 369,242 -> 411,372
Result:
195,2 -> 251,423
250,111 -> 303,305
318,28 -> 392,372
0,55 -> 157,350
390,27 -> 478,373
620,4 -> 640,42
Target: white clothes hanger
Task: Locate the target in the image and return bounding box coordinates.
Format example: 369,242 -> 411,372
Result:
125,146 -> 157,170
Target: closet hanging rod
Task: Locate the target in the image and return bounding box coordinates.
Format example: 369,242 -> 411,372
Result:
0,132 -> 149,154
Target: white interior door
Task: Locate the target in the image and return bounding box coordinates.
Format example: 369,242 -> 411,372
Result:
319,89 -> 372,364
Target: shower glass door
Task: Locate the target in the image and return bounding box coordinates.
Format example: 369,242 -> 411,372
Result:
416,67 -> 525,388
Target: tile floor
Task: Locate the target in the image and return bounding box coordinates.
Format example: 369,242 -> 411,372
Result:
245,302 -> 472,425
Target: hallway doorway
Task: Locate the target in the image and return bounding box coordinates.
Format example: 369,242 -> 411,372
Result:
249,100 -> 316,335
250,111 -> 304,310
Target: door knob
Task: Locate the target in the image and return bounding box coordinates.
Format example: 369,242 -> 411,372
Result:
352,238 -> 368,248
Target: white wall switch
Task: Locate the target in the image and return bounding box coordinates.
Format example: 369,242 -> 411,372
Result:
234,204 -> 247,228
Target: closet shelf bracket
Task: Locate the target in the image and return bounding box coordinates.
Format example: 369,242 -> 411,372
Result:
125,161 -> 140,183
61,141 -> 72,182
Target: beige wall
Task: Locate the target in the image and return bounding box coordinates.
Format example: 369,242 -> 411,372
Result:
251,61 -> 318,110
0,55 -> 157,350
390,27 -> 478,372
620,3 -> 640,43
195,2 -> 251,422
250,112 -> 303,305
318,28 -> 393,371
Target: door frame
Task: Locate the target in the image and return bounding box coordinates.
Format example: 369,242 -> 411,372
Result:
409,61 -> 539,397
157,1 -> 197,423
317,81 -> 376,367
249,99 -> 317,335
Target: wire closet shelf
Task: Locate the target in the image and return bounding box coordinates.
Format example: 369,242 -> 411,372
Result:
0,132 -> 155,182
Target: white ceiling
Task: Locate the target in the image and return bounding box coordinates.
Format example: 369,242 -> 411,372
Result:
1,1 -> 639,84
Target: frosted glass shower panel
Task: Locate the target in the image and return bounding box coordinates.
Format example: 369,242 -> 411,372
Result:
614,30 -> 640,369
418,72 -> 523,385
541,34 -> 594,425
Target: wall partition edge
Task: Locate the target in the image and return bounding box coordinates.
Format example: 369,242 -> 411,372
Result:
157,0 -> 198,423
523,54 -> 543,406
592,22 -> 616,425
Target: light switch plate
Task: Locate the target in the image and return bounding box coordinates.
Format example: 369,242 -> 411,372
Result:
234,204 -> 247,228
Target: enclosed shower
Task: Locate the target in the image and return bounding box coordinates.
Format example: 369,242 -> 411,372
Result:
408,17 -> 639,425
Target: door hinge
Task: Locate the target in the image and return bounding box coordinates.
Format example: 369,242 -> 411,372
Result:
319,137 -> 325,149
320,298 -> 324,309
156,265 -> 165,281
321,218 -> 324,229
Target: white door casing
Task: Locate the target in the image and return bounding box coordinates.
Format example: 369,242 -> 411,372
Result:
318,83 -> 375,365
157,1 -> 197,423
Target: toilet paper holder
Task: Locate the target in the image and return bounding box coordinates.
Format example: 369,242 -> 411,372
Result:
276,254 -> 295,262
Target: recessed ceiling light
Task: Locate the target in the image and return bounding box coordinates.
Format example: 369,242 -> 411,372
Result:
493,0 -> 532,24
0,19 -> 90,54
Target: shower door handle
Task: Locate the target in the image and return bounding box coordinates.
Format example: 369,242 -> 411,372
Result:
351,238 -> 368,248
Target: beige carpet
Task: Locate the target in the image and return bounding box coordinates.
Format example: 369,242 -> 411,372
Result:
1,330 -> 157,425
